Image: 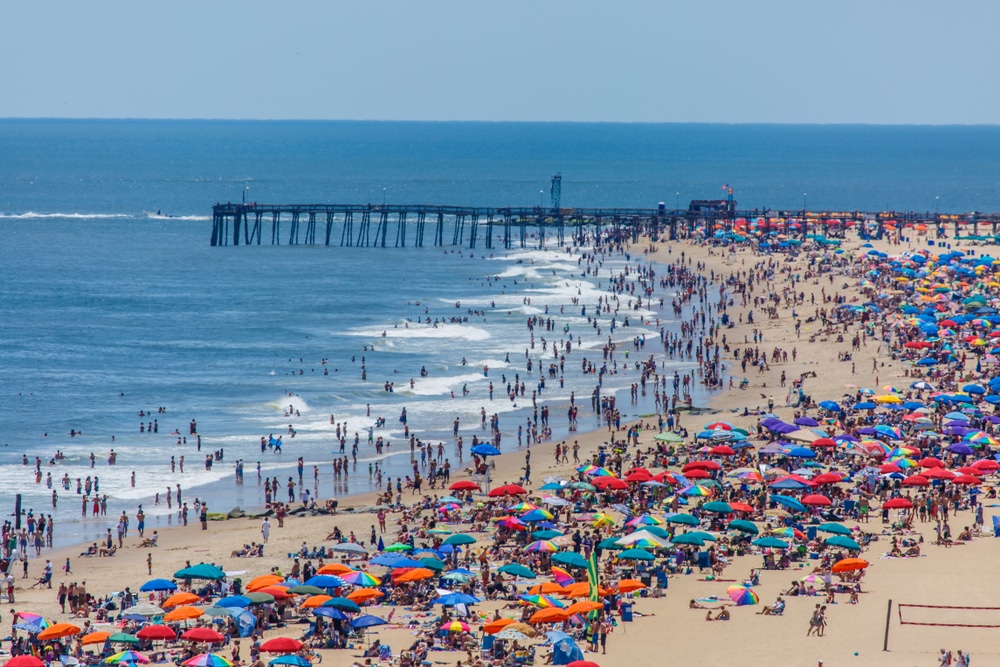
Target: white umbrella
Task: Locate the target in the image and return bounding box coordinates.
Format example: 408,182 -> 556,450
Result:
614,530 -> 671,548
128,603 -> 165,617
330,542 -> 367,554
539,496 -> 570,506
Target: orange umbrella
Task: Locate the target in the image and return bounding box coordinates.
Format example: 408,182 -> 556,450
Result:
301,595 -> 333,609
561,582 -> 611,598
831,558 -> 869,574
81,631 -> 111,646
394,568 -> 435,583
615,579 -> 647,594
163,592 -> 202,608
246,574 -> 284,591
37,623 -> 82,641
483,618 -> 515,635
258,586 -> 293,599
346,588 -> 384,603
529,608 -> 569,624
564,601 -> 603,615
528,583 -> 566,595
317,563 -> 355,575
163,606 -> 204,621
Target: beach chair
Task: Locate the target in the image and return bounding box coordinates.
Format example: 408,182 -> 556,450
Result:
480,634 -> 495,659
378,644 -> 393,663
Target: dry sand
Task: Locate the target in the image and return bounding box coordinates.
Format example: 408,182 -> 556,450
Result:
11,232 -> 999,667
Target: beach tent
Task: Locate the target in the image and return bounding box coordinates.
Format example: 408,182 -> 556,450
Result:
547,631 -> 584,666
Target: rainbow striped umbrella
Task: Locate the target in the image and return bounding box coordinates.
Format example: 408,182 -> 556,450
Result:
495,516 -> 528,530
626,514 -> 665,527
524,540 -> 559,553
340,571 -> 382,587
550,566 -> 574,586
726,585 -> 759,606
105,651 -> 150,665
518,594 -> 566,609
678,484 -> 712,497
508,502 -> 539,512
520,509 -> 555,522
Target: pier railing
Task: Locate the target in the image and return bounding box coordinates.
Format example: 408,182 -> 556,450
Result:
211,203 -> 1000,249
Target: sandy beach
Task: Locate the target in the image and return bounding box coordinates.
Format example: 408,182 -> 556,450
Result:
9,227 -> 1000,667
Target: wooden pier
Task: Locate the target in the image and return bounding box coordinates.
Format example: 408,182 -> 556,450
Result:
210,202 -> 1000,249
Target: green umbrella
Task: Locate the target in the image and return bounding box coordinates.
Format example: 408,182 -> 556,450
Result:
665,513 -> 700,526
670,533 -> 706,546
752,536 -> 789,549
728,519 -> 759,535
173,563 -> 225,580
497,563 -> 536,578
701,501 -> 733,514
246,592 -> 276,605
385,542 -> 412,552
818,522 -> 852,536
419,558 -> 445,572
619,548 -> 656,561
568,482 -> 596,491
108,633 -> 139,645
824,535 -> 861,551
443,533 -> 477,546
287,585 -> 325,595
203,606 -> 238,618
654,433 -> 685,442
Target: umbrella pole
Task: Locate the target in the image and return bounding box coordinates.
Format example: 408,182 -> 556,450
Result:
882,598 -> 892,652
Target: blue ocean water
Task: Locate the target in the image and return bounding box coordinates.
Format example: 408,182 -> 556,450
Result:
2,120 -> 1000,545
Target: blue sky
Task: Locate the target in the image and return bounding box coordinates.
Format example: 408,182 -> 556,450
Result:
2,1 -> 997,123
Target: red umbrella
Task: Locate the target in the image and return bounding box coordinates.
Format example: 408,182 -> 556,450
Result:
624,467 -> 651,476
449,480 -> 480,492
488,484 -> 528,497
592,477 -> 627,490
6,657 -> 45,667
955,467 -> 982,477
136,625 -> 177,641
259,638 -> 304,654
951,475 -> 981,485
180,627 -> 224,643
901,475 -> 929,487
972,459 -> 1000,471
729,502 -> 755,513
878,463 -> 902,474
884,498 -> 913,509
704,422 -> 731,431
652,472 -> 678,484
801,494 -> 832,506
566,662 -> 602,667
683,460 -> 722,471
923,467 -> 956,480
624,470 -> 652,483
682,468 -> 711,479
810,473 -> 844,485
812,438 -> 837,447
709,445 -> 736,456
918,457 -> 945,468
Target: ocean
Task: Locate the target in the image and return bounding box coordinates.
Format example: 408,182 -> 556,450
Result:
2,120 -> 1000,546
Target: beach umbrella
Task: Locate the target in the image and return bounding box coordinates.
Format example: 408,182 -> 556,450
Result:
135,626 -> 176,641
395,568 -> 436,583
5,658 -> 44,667
434,593 -> 481,606
752,537 -> 789,549
818,523 -> 852,536
317,563 -> 355,575
329,542 -> 368,554
244,592 -> 275,605
182,655 -> 233,667
304,574 -> 349,589
139,579 -> 177,592
670,533 -> 705,546
246,574 -> 284,591
322,597 -> 361,613
528,583 -> 566,595
483,618 -> 516,635
525,540 -> 560,553
726,585 -> 759,606
267,658 -> 311,667
181,628 -> 224,643
470,444 -> 502,456
831,558 -> 869,573
529,608 -> 570,624
771,495 -> 807,513
173,564 -> 225,581
162,592 -> 201,608
214,596 -> 251,608
441,621 -> 471,633
818,401 -> 841,411
350,615 -> 387,630
442,533 -> 476,546
552,552 -> 589,569
825,535 -> 862,551
616,579 -> 647,594
701,501 -> 733,514
288,585 -> 327,596
532,529 -> 564,540
301,595 -> 333,609
497,563 -> 536,578
82,631 -> 113,645
884,498 -> 913,509
565,601 -> 603,615
665,513 -> 700,526
729,502 -> 756,513
164,606 -> 204,622
104,651 -> 149,665
519,593 -> 566,608
801,494 -> 832,507
260,638 -> 305,654
654,432 -> 684,442
728,519 -> 759,535
346,588 -> 384,603
312,607 -> 348,621
37,623 -> 82,641
448,480 -> 480,492
203,607 -> 238,618
618,548 -> 656,561
340,570 -> 381,586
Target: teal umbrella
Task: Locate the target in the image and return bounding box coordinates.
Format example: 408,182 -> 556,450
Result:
701,501 -> 733,514
728,519 -> 759,535
497,564 -> 536,578
419,558 -> 445,572
670,533 -> 705,546
173,563 -> 225,580
686,531 -> 717,542
552,552 -> 589,568
532,530 -> 563,540
665,513 -> 700,526
443,534 -> 476,546
618,548 -> 656,561
825,535 -> 862,551
598,537 -> 626,550
752,537 -> 789,549
818,523 -> 852,536
638,526 -> 671,539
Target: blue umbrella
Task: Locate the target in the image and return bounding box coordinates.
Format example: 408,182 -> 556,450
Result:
470,444 -> 501,456
139,579 -> 177,592
215,595 -> 252,608
772,495 -> 807,513
818,401 -> 840,411
784,447 -> 817,458
269,657 -> 312,667
305,575 -> 348,589
312,607 -> 348,620
433,593 -> 481,606
350,614 -> 387,629
854,402 -> 877,410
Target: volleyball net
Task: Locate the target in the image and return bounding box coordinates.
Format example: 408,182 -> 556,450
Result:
897,603 -> 1000,629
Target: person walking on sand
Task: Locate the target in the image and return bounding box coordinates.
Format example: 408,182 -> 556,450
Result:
261,517 -> 270,543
